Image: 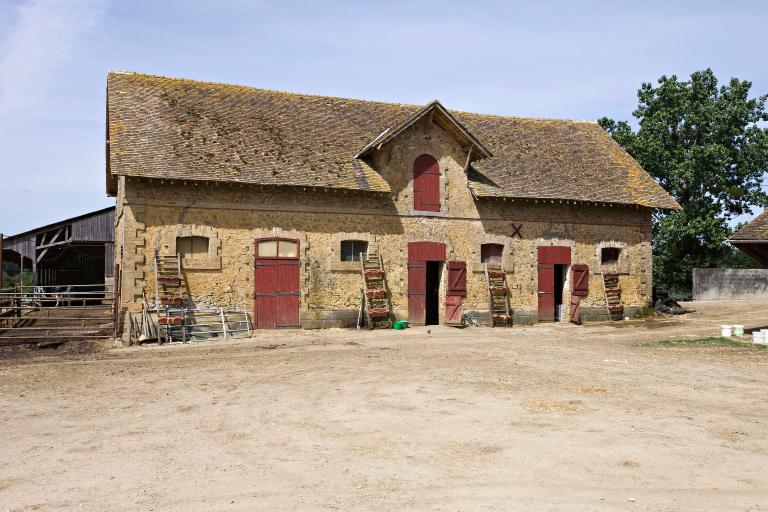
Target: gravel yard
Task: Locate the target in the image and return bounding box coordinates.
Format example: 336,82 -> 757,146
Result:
1,300 -> 767,511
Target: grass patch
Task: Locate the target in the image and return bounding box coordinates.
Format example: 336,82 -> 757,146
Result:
643,337 -> 767,349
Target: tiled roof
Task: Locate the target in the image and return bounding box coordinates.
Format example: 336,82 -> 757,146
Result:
106,72 -> 679,209
730,211 -> 768,241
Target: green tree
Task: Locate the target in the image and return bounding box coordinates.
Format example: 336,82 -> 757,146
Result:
599,69 -> 768,292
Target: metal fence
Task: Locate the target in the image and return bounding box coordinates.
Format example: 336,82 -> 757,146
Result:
128,307 -> 251,344
0,284 -> 115,347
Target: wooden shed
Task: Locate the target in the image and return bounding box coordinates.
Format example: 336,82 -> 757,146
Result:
1,207 -> 115,289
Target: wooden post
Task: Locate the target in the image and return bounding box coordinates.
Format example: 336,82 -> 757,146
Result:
220,307 -> 228,339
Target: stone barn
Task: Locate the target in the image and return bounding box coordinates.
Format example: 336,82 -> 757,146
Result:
107,72 -> 679,338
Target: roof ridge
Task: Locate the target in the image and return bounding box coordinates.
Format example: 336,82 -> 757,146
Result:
107,71 -> 599,125
108,70 -> 424,109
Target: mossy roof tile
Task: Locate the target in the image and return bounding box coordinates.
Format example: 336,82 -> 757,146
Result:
106,72 -> 679,209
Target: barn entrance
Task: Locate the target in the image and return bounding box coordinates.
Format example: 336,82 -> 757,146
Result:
537,246 -> 571,322
253,238 -> 300,329
407,242 -> 446,326
425,261 -> 441,325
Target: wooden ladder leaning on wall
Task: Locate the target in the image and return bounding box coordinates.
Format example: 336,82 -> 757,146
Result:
485,264 -> 511,327
360,248 -> 392,329
601,272 -> 624,321
153,251 -> 187,342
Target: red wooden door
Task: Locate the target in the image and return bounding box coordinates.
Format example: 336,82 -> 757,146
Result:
537,263 -> 555,322
407,261 -> 427,325
254,239 -> 300,329
413,154 -> 440,212
536,246 -> 571,322
407,242 -> 446,325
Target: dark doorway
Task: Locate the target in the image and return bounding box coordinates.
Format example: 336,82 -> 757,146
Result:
553,264 -> 568,321
425,261 -> 441,325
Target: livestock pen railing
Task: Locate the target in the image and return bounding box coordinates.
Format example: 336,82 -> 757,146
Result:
0,284 -> 115,346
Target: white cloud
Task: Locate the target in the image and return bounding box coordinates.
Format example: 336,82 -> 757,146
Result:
0,0 -> 105,113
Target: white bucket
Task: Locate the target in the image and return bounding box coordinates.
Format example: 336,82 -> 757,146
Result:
753,331 -> 765,345
721,325 -> 733,337
733,325 -> 744,337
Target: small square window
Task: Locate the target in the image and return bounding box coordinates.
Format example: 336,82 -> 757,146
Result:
341,240 -> 368,262
601,247 -> 621,265
176,236 -> 209,259
481,243 -> 504,265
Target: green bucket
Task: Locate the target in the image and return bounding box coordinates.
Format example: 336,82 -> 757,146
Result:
393,320 -> 409,330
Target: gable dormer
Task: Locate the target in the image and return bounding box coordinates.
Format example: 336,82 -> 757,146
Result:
355,100 -> 492,163
355,101 -> 492,215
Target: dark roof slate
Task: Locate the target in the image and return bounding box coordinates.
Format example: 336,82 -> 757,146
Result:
106,72 -> 679,209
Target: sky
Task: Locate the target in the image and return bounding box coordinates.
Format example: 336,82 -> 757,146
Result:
0,0 -> 766,234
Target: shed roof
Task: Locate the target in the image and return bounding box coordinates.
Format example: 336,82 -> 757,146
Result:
729,212 -> 768,267
730,211 -> 768,242
106,72 -> 679,209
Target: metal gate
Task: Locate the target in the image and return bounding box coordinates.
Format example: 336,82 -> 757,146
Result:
0,284 -> 115,348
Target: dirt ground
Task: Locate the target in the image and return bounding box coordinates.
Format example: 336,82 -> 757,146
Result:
1,300 -> 767,511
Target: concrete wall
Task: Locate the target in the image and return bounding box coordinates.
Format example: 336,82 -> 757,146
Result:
114,115 -> 655,337
693,268 -> 768,300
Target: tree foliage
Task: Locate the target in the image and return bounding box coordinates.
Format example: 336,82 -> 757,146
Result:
599,69 -> 768,292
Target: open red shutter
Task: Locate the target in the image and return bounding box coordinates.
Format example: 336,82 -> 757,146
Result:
447,261 -> 466,297
572,264 -> 589,296
445,295 -> 462,325
413,154 -> 440,212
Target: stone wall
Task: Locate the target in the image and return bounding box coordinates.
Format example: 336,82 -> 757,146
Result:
114,114 -> 654,338
693,268 -> 768,300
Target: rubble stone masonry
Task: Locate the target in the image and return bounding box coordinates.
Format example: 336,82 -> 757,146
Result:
114,116 -> 653,338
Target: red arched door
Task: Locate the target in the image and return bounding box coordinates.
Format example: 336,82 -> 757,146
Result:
254,238 -> 300,329
413,154 -> 440,212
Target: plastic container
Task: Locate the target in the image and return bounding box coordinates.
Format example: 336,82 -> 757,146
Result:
721,325 -> 732,337
392,320 -> 409,330
753,331 -> 765,344
733,325 -> 744,337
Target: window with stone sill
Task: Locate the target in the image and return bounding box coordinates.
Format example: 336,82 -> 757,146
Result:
340,240 -> 368,262
176,236 -> 209,259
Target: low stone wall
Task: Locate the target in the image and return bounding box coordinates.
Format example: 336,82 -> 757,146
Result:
693,268 -> 768,300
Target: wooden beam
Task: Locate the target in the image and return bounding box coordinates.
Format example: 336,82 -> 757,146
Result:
37,227 -> 66,250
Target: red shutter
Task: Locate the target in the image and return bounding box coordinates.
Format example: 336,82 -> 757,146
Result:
445,295 -> 462,325
413,154 -> 440,212
447,261 -> 467,297
570,295 -> 582,324
572,264 -> 589,296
